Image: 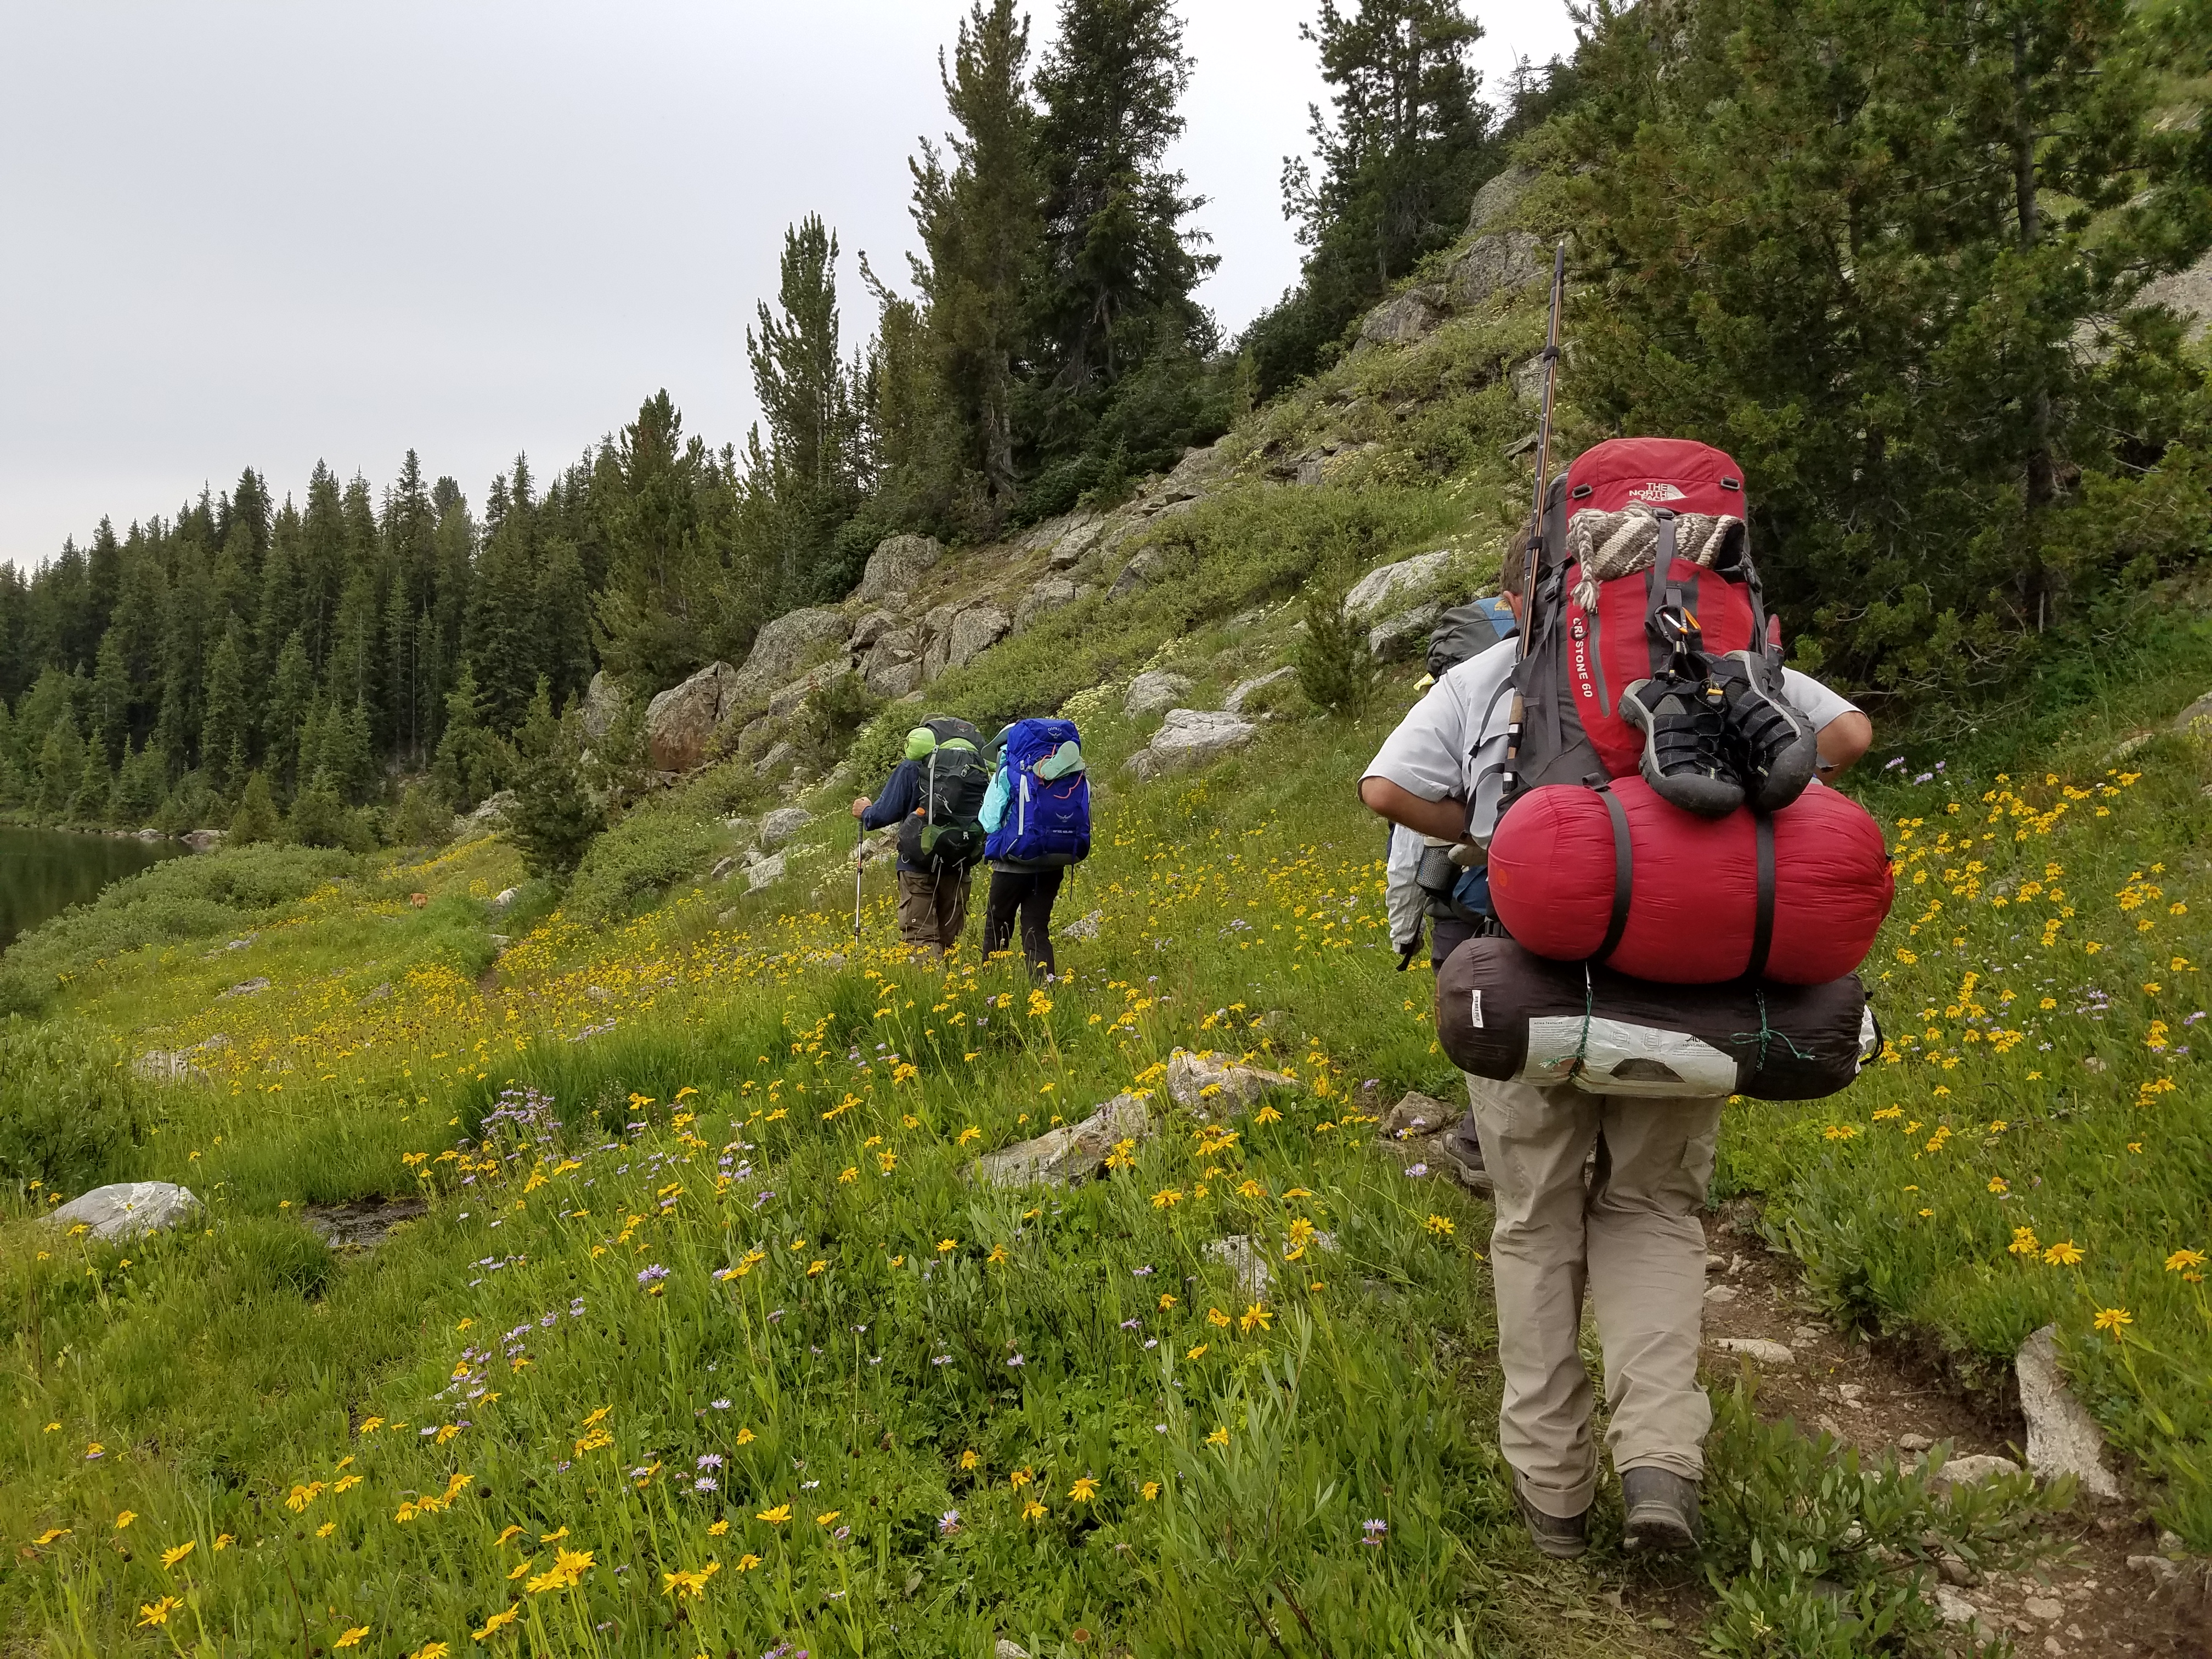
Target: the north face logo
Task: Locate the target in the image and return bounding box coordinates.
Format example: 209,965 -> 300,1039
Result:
1628,482 -> 1688,503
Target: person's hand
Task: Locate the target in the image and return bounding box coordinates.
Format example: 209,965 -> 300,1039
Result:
850,795 -> 871,820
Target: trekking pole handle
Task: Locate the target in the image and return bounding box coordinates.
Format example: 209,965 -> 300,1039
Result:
1496,241 -> 1568,823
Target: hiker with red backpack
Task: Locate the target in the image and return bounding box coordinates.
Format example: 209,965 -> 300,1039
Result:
851,718 -> 991,956
1359,436 -> 1876,1561
978,718 -> 1093,978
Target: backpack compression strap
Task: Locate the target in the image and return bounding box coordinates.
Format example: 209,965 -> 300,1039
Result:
1747,811 -> 1776,983
1594,782 -> 1634,965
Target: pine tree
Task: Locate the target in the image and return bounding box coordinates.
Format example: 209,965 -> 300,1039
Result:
155,537 -> 212,769
0,702 -> 18,806
263,630 -> 313,795
1029,0 -> 1218,464
909,0 -> 1043,512
200,620 -> 251,794
33,711 -> 84,823
467,458 -> 545,729
229,769 -> 281,844
90,626 -> 133,763
506,679 -> 600,878
431,662 -> 503,811
66,735 -> 112,826
747,226 -> 866,602
113,738 -> 168,827
286,768 -> 351,849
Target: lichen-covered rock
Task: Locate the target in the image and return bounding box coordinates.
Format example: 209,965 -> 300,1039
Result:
2016,1324 -> 2123,1498
1165,1047 -> 1295,1114
867,659 -> 924,700
1926,1453 -> 2023,1492
746,851 -> 787,891
727,607 -> 851,706
970,1093 -> 1152,1189
579,671 -> 627,742
1124,669 -> 1193,716
1223,666 -> 1296,715
1382,1091 -> 1454,1139
1014,577 -> 1079,631
1343,549 -> 1455,624
47,1182 -> 201,1242
1042,517 -> 1107,571
182,828 -> 227,853
1358,287 -> 1444,349
645,662 -> 742,772
757,806 -> 815,850
1124,709 -> 1259,781
767,657 -> 855,720
1467,162 -> 1538,233
1445,232 -> 1544,310
855,534 -> 943,604
1368,602 -> 1445,661
1108,546 -> 1165,600
946,607 -> 1011,670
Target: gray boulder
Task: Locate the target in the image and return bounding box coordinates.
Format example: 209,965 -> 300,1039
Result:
971,1093 -> 1152,1189
1927,1453 -> 2022,1492
1444,232 -> 1544,311
1109,545 -> 1164,600
1223,666 -> 1296,715
850,610 -> 902,651
1344,549 -> 1456,624
459,790 -> 516,832
645,662 -> 742,772
1369,602 -> 1445,661
579,671 -> 628,742
1124,669 -> 1193,717
2016,1324 -> 2123,1498
751,740 -> 796,779
182,828 -> 227,853
1125,709 -> 1259,781
220,977 -> 271,998
2139,246 -> 2212,342
1383,1091 -> 1454,1139
757,806 -> 815,850
728,607 -> 851,705
48,1181 -> 201,1242
1165,1047 -> 1295,1114
867,659 -> 924,700
1709,1336 -> 1795,1365
1042,516 -> 1108,571
1358,287 -> 1444,349
487,887 -> 521,916
766,657 -> 855,720
855,534 -> 943,604
946,607 -> 1011,670
1014,576 -> 1080,631
746,851 -> 788,891
1467,162 -> 1538,233
2172,688 -> 2212,732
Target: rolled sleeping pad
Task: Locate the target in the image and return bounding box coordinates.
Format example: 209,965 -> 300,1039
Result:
1487,776 -> 1893,985
1437,936 -> 1878,1101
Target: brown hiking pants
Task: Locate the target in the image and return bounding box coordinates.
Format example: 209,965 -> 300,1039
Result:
895,868 -> 972,954
1466,1074 -> 1723,1519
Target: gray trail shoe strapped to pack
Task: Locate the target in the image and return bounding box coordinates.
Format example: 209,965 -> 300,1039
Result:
1620,1467 -> 1700,1554
1712,648 -> 1818,812
1617,666 -> 1743,817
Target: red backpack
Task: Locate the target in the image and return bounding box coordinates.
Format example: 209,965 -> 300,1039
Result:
1513,436 -> 1769,789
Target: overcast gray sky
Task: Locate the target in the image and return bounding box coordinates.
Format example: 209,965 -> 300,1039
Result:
0,1 -> 1578,566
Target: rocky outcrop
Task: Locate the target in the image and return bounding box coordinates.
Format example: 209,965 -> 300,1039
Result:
727,607 -> 851,706
1223,666 -> 1295,715
1124,670 -> 1193,716
645,662 -> 743,772
2016,1324 -> 2123,1498
1358,289 -> 1445,349
1125,709 -> 1259,781
1344,549 -> 1455,624
47,1182 -> 202,1242
946,606 -> 1011,670
1165,1047 -> 1295,1114
459,790 -> 516,832
580,671 -> 627,742
1467,163 -> 1538,233
757,806 -> 815,851
2140,247 -> 2212,342
1369,602 -> 1444,661
1109,546 -> 1165,600
133,1035 -> 228,1087
861,626 -> 924,698
766,658 -> 855,720
971,1093 -> 1152,1189
182,828 -> 227,853
1444,232 -> 1544,311
1013,576 -> 1080,631
854,534 -> 943,603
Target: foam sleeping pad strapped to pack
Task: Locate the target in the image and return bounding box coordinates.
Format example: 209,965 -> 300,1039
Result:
1487,776 -> 1893,985
1437,936 -> 1878,1101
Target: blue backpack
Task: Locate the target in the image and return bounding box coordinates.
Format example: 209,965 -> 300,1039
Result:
984,718 -> 1091,867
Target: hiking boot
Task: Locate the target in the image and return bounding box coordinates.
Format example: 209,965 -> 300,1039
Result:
1620,1468 -> 1700,1555
1712,648 -> 1818,813
1618,668 -> 1743,817
1513,1480 -> 1589,1560
1440,1114 -> 1494,1200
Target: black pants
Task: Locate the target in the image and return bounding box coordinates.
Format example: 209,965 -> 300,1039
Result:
984,867 -> 1065,977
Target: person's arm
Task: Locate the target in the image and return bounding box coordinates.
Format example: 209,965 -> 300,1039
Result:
979,765 -> 1011,833
1359,776 -> 1469,841
857,763 -> 918,831
1816,710 -> 1871,778
1384,824 -> 1427,951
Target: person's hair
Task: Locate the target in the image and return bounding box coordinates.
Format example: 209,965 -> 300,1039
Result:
1499,526 -> 1527,597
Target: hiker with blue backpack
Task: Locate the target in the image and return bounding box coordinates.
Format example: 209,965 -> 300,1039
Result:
978,718 -> 1092,978
851,717 -> 991,956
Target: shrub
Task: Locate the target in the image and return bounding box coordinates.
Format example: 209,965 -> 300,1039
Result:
391,781 -> 455,850
1296,563 -> 1375,715
564,804 -> 730,924
228,770 -> 281,845
0,1017 -> 152,1193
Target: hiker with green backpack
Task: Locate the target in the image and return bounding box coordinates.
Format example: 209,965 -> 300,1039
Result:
851,718 -> 991,956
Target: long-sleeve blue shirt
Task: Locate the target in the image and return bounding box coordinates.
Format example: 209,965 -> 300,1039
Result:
860,758 -> 927,872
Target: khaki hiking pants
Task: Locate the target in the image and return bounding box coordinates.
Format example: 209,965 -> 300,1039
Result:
1466,1073 -> 1722,1519
895,868 -> 972,953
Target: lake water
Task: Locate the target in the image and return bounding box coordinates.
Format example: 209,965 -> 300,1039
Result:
0,825 -> 184,952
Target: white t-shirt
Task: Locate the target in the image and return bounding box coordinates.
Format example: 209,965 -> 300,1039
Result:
1363,639 -> 1860,845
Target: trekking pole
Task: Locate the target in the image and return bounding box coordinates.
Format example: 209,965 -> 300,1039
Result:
1492,240 -> 1569,819
852,828 -> 866,951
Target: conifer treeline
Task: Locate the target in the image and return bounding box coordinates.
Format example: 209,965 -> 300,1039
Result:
0,0 -> 1514,836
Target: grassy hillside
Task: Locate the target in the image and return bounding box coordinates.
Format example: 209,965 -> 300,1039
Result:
4,206 -> 2210,1656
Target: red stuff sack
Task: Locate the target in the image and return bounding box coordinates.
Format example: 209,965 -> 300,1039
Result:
1487,776 -> 1894,985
